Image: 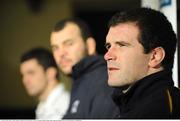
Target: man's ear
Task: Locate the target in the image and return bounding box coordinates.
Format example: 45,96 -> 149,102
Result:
148,47 -> 165,68
86,37 -> 96,55
46,67 -> 57,80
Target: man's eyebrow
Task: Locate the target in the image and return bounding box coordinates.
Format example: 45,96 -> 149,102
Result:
115,41 -> 131,46
51,44 -> 57,48
62,39 -> 73,44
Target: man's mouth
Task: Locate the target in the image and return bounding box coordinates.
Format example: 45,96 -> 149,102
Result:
59,60 -> 71,66
108,67 -> 120,71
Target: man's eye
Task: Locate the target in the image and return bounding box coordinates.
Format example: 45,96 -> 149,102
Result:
52,46 -> 58,51
118,43 -> 125,47
116,42 -> 126,47
105,44 -> 111,50
28,71 -> 35,75
65,41 -> 73,46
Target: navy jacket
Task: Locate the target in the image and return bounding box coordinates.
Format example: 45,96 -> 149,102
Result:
112,70 -> 180,119
63,55 -> 119,119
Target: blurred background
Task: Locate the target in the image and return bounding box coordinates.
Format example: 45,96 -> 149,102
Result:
0,0 -> 179,119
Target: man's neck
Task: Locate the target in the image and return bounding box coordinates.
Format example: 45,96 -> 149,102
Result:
39,80 -> 59,102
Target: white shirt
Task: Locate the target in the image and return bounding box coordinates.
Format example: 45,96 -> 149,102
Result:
36,84 -> 70,119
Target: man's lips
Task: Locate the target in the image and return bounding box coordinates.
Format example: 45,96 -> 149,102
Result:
108,67 -> 120,71
59,59 -> 71,66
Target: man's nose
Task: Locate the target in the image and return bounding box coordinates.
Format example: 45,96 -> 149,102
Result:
57,46 -> 67,57
104,47 -> 116,61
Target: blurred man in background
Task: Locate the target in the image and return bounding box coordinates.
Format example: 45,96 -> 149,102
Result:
50,18 -> 119,118
20,47 -> 70,119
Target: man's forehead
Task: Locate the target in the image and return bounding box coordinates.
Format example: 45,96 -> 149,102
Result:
106,23 -> 140,44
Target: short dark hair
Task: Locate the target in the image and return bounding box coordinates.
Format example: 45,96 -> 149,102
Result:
20,47 -> 59,78
108,8 -> 177,70
52,18 -> 92,41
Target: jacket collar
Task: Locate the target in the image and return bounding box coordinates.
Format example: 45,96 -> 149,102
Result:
112,70 -> 174,107
72,55 -> 106,81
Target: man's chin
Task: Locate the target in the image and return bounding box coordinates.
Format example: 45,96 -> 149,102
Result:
61,69 -> 72,75
108,80 -> 124,87
28,92 -> 37,97
108,80 -> 117,87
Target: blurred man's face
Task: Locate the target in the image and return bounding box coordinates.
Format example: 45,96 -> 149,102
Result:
104,23 -> 151,87
50,23 -> 88,75
20,59 -> 48,97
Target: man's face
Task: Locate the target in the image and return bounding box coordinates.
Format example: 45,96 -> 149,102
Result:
104,23 -> 151,87
20,59 -> 48,97
50,23 -> 88,75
